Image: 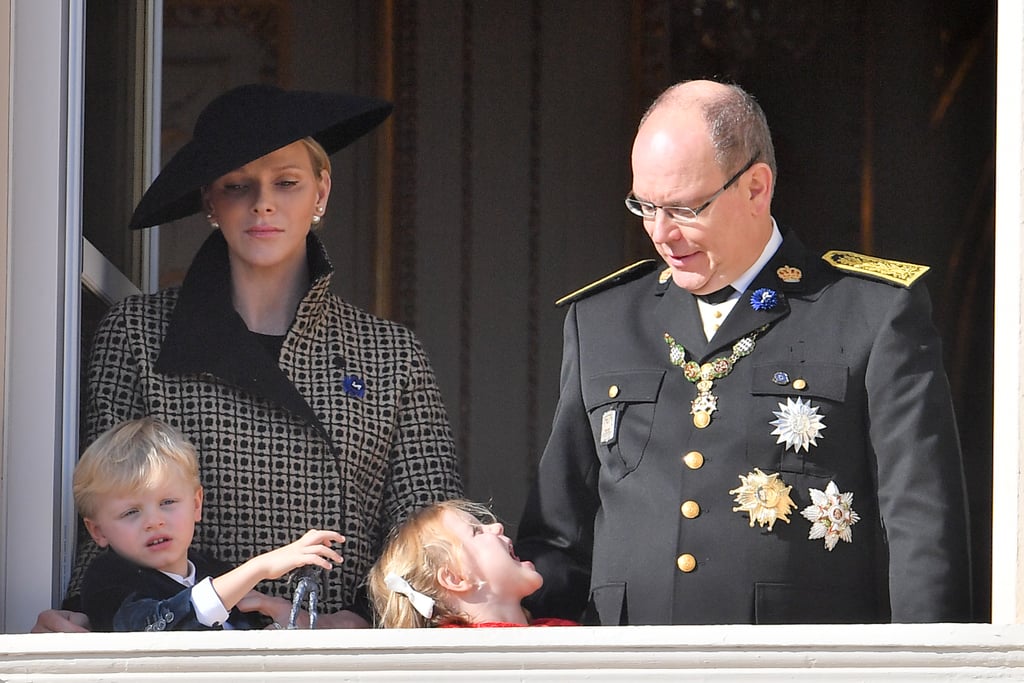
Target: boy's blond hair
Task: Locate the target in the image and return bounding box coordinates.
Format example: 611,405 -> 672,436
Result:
367,499 -> 497,628
73,417 -> 200,519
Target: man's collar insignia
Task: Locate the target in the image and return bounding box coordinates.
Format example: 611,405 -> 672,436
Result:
776,265 -> 802,283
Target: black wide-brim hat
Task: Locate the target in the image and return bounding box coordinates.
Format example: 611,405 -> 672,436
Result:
129,83 -> 393,229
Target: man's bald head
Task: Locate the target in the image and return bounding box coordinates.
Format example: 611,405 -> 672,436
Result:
640,79 -> 777,186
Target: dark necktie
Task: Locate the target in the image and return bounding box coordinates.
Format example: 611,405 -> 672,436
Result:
696,285 -> 736,305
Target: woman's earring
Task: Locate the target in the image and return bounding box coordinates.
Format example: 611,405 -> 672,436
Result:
206,213 -> 220,229
312,205 -> 324,226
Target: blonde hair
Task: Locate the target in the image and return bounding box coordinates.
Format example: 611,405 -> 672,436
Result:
299,137 -> 332,178
73,417 -> 200,519
367,499 -> 497,628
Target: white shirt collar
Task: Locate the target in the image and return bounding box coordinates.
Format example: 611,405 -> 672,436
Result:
730,219 -> 783,295
696,219 -> 783,341
160,559 -> 197,587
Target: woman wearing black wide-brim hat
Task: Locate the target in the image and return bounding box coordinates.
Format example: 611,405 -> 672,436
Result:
33,84 -> 463,632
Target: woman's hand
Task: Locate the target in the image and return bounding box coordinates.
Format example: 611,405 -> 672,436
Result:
235,591 -> 307,628
314,609 -> 370,629
235,592 -> 368,629
31,609 -> 91,633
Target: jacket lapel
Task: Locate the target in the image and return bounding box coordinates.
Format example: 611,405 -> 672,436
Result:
654,273 -> 709,360
154,231 -> 333,446
700,231 -> 814,361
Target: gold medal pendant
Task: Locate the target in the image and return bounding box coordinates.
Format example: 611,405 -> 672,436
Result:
665,325 -> 768,428
690,392 -> 717,429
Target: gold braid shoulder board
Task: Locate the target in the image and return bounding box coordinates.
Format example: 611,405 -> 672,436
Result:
821,250 -> 930,288
555,259 -> 660,307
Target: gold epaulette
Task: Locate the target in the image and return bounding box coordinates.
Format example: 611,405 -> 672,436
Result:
555,259 -> 659,307
821,250 -> 929,288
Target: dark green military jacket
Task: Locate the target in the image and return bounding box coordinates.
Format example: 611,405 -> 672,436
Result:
518,231 -> 970,625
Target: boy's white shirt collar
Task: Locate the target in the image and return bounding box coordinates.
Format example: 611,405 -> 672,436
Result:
160,559 -> 197,587
161,559 -> 232,628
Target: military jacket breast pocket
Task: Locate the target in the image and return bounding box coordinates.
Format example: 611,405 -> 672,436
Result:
583,370 -> 665,481
749,361 -> 848,476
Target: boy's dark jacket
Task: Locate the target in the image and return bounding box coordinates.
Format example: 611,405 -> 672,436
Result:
81,547 -> 267,631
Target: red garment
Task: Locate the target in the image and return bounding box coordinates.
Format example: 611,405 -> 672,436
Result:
440,617 -> 579,628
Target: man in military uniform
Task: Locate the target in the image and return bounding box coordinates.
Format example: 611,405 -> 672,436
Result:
516,79 -> 970,625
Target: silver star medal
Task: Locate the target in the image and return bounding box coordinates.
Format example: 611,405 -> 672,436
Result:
769,396 -> 826,452
800,481 -> 860,550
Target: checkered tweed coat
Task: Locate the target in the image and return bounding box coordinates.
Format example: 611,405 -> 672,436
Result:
68,231 -> 462,617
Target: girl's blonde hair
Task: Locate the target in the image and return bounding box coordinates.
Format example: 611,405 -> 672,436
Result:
367,499 -> 497,628
73,417 -> 200,519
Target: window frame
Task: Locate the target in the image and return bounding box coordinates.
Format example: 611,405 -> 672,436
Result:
1,0 -> 1021,636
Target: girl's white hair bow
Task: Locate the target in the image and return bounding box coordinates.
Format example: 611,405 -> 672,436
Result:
384,572 -> 435,618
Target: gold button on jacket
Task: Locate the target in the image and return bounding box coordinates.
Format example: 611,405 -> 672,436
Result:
682,451 -> 704,469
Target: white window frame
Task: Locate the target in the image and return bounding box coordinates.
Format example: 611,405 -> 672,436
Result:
990,0 -> 1024,624
0,0 -> 1022,655
0,0 -> 159,633
1,0 -> 83,633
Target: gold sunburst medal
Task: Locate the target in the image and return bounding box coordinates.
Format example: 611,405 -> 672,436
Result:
730,468 -> 797,531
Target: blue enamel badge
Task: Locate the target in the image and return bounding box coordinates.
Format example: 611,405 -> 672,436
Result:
750,287 -> 779,311
343,375 -> 366,398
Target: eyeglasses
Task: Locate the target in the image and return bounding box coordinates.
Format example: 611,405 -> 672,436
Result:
625,152 -> 760,224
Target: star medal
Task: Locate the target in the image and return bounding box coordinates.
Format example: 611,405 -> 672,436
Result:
664,325 -> 769,428
800,481 -> 860,550
729,468 -> 796,531
769,397 -> 826,452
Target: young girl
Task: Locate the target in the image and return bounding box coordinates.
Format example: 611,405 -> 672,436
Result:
367,499 -> 577,628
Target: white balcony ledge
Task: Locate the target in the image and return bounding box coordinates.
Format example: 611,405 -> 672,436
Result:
2,623 -> 1023,681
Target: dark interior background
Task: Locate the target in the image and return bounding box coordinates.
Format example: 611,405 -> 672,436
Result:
82,0 -> 994,621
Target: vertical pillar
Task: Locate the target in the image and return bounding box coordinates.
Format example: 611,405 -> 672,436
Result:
1,0 -> 81,633
991,0 -> 1024,625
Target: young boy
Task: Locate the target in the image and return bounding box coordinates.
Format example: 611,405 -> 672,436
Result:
73,417 -> 344,631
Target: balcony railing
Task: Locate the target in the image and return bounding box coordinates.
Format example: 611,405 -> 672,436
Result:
2,623 -> 1023,680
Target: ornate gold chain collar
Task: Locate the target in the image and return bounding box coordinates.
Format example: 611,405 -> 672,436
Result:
664,324 -> 770,428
